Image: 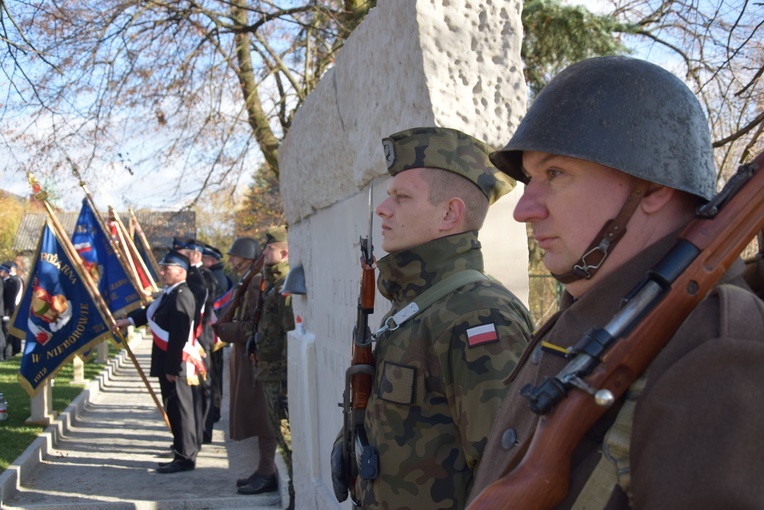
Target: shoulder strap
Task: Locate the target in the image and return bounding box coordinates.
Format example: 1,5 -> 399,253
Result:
372,269 -> 488,339
571,372 -> 647,510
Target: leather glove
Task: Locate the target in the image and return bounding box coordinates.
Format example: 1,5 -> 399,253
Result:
330,441 -> 349,502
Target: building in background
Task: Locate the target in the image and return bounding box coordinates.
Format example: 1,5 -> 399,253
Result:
11,210 -> 196,279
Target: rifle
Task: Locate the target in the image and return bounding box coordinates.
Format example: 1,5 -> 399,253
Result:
468,152 -> 764,510
213,252 -> 265,328
341,186 -> 379,506
246,272 -> 267,382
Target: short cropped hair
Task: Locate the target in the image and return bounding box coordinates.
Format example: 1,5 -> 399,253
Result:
420,167 -> 489,230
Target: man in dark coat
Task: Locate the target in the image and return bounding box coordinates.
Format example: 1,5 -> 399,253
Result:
201,242 -> 232,426
468,56 -> 764,509
115,250 -> 200,473
173,237 -> 219,446
1,261 -> 24,358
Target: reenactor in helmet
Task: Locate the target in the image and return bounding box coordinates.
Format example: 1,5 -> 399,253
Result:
331,127 -> 534,509
212,236 -> 278,496
469,56 -> 764,508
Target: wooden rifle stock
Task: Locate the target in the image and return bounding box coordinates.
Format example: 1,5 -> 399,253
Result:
342,234 -> 377,505
214,252 -> 265,327
468,152 -> 764,510
352,258 -> 376,408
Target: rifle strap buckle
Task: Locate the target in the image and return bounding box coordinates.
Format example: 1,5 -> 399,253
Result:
372,270 -> 489,340
373,302 -> 419,339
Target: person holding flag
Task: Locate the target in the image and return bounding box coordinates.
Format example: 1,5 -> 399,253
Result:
115,250 -> 201,474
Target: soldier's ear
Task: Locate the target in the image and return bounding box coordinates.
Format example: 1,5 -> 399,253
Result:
441,197 -> 465,230
640,184 -> 675,215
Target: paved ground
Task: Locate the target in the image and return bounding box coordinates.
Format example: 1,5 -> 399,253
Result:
0,332 -> 287,510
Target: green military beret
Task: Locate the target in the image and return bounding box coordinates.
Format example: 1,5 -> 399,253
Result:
382,126 -> 516,205
264,225 -> 288,245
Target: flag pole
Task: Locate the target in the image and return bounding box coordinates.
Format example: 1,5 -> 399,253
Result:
68,159 -> 155,306
109,205 -> 160,294
27,172 -> 172,431
129,207 -> 162,278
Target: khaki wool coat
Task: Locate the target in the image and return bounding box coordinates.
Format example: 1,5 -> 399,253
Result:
215,273 -> 275,441
470,233 -> 764,509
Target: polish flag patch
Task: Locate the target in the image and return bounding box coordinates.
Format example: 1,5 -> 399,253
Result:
466,324 -> 498,347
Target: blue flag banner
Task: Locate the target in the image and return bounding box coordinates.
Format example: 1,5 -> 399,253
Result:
71,199 -> 143,319
11,223 -> 113,397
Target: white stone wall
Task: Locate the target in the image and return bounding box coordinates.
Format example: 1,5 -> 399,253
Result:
279,1 -> 526,508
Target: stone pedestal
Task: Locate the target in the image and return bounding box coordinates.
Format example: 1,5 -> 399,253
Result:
97,340 -> 109,363
26,382 -> 57,426
71,356 -> 86,386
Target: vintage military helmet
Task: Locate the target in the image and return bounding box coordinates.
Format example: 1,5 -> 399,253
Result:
282,264 -> 306,295
491,57 -> 718,283
490,56 -> 717,201
227,237 -> 260,260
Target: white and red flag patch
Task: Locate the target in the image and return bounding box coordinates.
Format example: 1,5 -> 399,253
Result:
466,323 -> 498,347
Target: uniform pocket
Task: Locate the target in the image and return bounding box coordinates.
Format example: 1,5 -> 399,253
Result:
378,361 -> 416,405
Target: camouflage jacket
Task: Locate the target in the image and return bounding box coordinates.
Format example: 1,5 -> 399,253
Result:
255,260 -> 293,382
359,231 -> 534,509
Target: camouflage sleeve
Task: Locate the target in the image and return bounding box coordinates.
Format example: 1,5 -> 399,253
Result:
281,294 -> 295,332
435,299 -> 531,471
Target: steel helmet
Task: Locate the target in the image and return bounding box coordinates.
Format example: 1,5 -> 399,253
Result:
227,237 -> 260,260
490,56 -> 717,201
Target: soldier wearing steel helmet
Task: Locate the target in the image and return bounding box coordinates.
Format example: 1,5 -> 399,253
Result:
469,56 -> 764,508
331,127 -> 534,509
213,237 -> 278,494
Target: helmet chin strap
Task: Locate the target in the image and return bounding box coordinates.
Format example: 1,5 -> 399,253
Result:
552,180 -> 650,284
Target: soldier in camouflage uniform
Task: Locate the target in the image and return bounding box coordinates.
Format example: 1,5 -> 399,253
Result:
331,127 -> 534,509
239,226 -> 295,506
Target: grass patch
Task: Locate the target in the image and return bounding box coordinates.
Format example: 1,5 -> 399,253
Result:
0,341 -> 120,473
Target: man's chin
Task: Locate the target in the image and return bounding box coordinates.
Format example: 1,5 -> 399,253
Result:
542,255 -> 574,276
